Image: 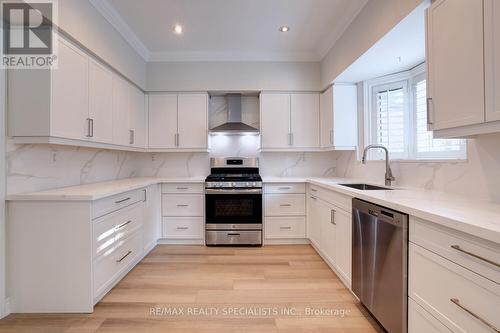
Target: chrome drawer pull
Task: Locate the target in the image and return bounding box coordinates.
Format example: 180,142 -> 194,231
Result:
177,204 -> 189,207
311,188 -> 317,192
278,187 -> 291,190
176,226 -> 189,230
280,226 -> 292,230
227,233 -> 240,237
450,298 -> 499,333
331,209 -> 336,225
310,196 -> 317,200
117,250 -> 132,263
450,245 -> 500,268
116,220 -> 132,230
115,197 -> 131,204
280,204 -> 292,207
176,187 -> 189,190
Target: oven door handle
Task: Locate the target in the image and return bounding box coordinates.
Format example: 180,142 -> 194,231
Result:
205,188 -> 262,194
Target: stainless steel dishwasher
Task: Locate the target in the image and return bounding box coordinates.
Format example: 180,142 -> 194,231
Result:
352,198 -> 408,333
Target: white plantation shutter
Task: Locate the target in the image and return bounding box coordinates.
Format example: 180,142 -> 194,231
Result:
365,64 -> 466,161
413,77 -> 467,159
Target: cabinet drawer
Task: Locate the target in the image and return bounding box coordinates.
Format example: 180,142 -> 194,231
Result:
162,194 -> 204,216
408,298 -> 452,333
93,212 -> 117,258
93,245 -> 117,296
410,216 -> 500,283
162,183 -> 204,194
265,194 -> 305,216
114,203 -> 144,243
265,216 -> 306,239
264,183 -> 305,194
115,230 -> 142,274
409,243 -> 500,333
309,184 -> 351,212
93,188 -> 145,219
162,217 -> 204,239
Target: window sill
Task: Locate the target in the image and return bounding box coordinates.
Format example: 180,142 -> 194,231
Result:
360,158 -> 468,164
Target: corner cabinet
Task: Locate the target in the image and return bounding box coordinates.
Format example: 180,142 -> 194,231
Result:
8,35 -> 146,149
320,84 -> 357,150
148,93 -> 208,151
260,92 -> 320,151
426,0 -> 500,137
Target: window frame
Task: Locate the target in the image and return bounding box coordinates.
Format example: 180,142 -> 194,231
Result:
362,63 -> 467,161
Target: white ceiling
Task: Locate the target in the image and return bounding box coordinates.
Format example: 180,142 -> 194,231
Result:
334,1 -> 428,83
90,0 -> 369,62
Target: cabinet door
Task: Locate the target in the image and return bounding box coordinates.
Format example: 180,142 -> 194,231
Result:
291,93 -> 320,148
129,86 -> 146,148
51,38 -> 89,140
333,85 -> 357,148
307,195 -> 321,248
144,184 -> 161,251
112,76 -> 130,146
177,94 -> 207,149
485,0 -> 500,122
148,94 -> 177,149
88,59 -> 113,144
320,87 -> 334,148
334,208 -> 352,285
426,0 -> 484,130
260,93 -> 290,149
320,201 -> 336,264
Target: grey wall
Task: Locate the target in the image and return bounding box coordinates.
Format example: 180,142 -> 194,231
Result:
320,0 -> 421,88
147,61 -> 321,91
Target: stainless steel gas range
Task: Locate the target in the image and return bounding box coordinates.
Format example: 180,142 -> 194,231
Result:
205,157 -> 262,246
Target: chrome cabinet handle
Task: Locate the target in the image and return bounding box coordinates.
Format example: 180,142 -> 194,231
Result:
331,209 -> 336,225
116,250 -> 132,263
280,226 -> 292,230
176,187 -> 189,190
310,196 -> 317,200
450,298 -> 499,332
176,226 -> 189,230
176,204 -> 189,207
227,233 -> 240,237
174,133 -> 180,147
450,245 -> 500,268
116,220 -> 132,230
278,187 -> 291,190
129,129 -> 134,145
330,129 -> 333,145
86,118 -> 92,138
115,197 -> 131,204
90,119 -> 94,138
426,97 -> 434,126
311,188 -> 317,192
280,204 -> 292,207
288,133 -> 294,146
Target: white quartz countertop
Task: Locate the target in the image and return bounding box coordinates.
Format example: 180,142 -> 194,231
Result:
6,177 -> 206,201
7,176 -> 500,243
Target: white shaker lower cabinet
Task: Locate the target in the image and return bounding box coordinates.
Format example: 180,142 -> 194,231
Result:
161,183 -> 204,243
264,183 -> 307,243
306,184 -> 352,288
7,187 -> 160,313
408,217 -> 500,333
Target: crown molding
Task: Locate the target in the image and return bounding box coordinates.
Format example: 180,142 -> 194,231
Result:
88,0 -> 151,61
148,50 -> 322,62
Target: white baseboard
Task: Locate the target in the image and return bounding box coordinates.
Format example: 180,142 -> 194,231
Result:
264,238 -> 309,245
158,239 -> 204,245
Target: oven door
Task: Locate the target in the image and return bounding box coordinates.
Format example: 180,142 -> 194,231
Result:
205,188 -> 262,229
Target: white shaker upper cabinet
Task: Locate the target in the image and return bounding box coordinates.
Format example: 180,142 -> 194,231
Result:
260,93 -> 291,149
290,93 -> 320,148
320,85 -> 357,150
51,38 -> 89,141
177,93 -> 208,149
129,86 -> 146,148
112,76 -> 131,146
426,0 -> 485,131
148,94 -> 178,149
88,59 -> 113,144
485,0 -> 500,122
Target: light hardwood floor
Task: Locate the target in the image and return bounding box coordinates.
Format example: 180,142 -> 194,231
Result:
0,245 -> 383,333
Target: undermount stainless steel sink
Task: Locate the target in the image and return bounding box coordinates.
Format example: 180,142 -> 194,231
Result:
338,183 -> 394,191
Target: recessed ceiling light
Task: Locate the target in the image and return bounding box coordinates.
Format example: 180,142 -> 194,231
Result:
173,24 -> 183,34
279,25 -> 290,33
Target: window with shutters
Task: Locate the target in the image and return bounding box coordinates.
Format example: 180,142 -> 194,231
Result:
364,64 -> 466,161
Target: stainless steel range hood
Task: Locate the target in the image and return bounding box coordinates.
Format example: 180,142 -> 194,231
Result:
209,94 -> 259,134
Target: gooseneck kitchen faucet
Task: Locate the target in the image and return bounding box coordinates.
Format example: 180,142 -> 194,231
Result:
361,144 -> 395,186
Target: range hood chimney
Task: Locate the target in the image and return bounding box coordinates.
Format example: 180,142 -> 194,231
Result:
209,94 -> 259,134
